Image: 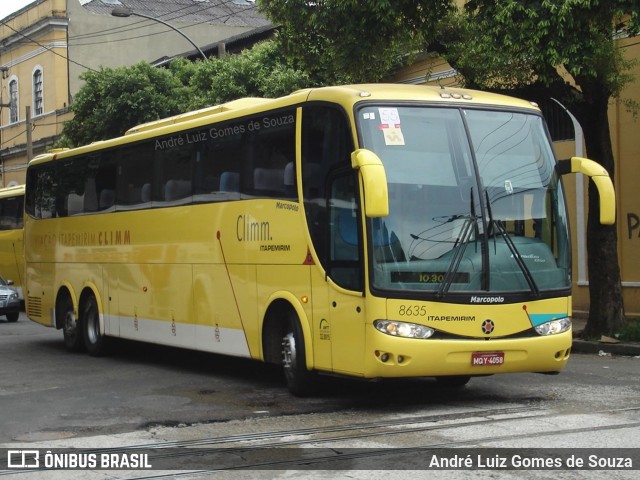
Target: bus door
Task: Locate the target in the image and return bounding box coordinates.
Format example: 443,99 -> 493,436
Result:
324,171 -> 366,377
302,104 -> 365,376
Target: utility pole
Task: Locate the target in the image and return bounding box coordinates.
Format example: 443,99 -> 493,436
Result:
0,66 -> 9,188
26,106 -> 33,161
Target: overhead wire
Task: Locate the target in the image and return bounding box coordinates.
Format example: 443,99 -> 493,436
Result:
0,18 -> 99,72
0,0 -> 265,68
68,2 -> 202,41
68,0 -> 261,46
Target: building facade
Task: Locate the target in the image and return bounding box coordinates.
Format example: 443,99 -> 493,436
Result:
0,0 -> 271,186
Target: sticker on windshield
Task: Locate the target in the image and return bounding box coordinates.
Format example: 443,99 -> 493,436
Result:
378,107 -> 405,146
504,180 -> 514,194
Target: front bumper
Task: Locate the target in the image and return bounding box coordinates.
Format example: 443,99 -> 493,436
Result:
363,326 -> 572,378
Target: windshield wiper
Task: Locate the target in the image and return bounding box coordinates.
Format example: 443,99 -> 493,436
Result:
437,188 -> 477,298
484,190 -> 540,296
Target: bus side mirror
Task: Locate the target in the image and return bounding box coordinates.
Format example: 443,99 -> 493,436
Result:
351,149 -> 389,217
557,157 -> 616,225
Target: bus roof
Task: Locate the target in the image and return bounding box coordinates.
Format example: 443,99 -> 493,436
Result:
125,97 -> 275,135
303,84 -> 539,111
0,184 -> 25,198
29,84 -> 540,166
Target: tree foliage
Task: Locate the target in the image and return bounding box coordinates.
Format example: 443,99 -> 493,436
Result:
442,1 -> 638,98
177,41 -> 315,110
61,62 -> 186,146
257,0 -> 453,83
60,42 -> 314,147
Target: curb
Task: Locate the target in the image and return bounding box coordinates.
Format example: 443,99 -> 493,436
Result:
572,338 -> 640,357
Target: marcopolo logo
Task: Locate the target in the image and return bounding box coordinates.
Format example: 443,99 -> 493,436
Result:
470,296 -> 505,304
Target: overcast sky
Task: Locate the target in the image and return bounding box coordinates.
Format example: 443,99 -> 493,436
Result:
0,0 -> 36,20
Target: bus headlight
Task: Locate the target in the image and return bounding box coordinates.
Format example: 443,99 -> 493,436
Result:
534,317 -> 571,336
374,320 -> 434,339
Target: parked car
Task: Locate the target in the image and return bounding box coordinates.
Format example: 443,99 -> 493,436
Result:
0,275 -> 20,322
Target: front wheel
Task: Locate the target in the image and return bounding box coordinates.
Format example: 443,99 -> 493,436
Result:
6,312 -> 19,322
281,314 -> 316,397
82,295 -> 110,356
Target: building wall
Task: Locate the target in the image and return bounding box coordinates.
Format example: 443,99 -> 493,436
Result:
65,1 -> 264,97
0,0 -> 68,187
609,38 -> 640,317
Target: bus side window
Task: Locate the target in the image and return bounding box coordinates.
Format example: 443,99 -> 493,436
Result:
247,110 -> 296,199
328,173 -> 362,291
196,124 -> 243,201
0,195 -> 23,229
67,193 -> 84,216
156,138 -> 194,203
253,167 -> 284,194
27,166 -> 57,219
94,152 -> 117,212
284,162 -> 295,196
99,189 -> 115,210
116,144 -> 153,209
220,172 -> 239,192
301,104 -> 354,270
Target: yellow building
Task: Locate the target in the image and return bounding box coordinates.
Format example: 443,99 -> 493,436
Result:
0,0 -> 69,186
0,0 -> 271,186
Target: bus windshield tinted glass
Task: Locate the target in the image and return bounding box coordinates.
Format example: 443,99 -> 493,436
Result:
358,106 -> 570,295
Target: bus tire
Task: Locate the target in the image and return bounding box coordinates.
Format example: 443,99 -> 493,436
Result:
281,313 -> 316,397
436,375 -> 471,388
6,312 -> 19,322
58,295 -> 84,352
82,295 -> 110,356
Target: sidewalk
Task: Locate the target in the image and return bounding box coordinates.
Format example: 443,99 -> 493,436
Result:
571,316 -> 640,357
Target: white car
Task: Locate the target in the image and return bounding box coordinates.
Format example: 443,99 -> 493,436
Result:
0,275 -> 20,322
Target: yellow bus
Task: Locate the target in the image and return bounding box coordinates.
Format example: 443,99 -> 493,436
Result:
24,84 -> 614,394
0,184 -> 25,303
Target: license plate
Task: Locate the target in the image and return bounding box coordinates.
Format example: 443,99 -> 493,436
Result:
471,351 -> 504,366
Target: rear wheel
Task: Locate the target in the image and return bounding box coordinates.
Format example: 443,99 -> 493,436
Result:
58,295 -> 83,352
6,312 -> 19,322
82,295 -> 109,356
281,312 -> 316,397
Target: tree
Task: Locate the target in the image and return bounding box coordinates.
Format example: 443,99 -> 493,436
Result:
60,42 -> 315,147
61,62 -> 186,146
178,41 -> 315,110
257,0 -> 453,83
258,0 -> 639,336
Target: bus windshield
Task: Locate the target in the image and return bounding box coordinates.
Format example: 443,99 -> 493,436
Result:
358,105 -> 570,295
